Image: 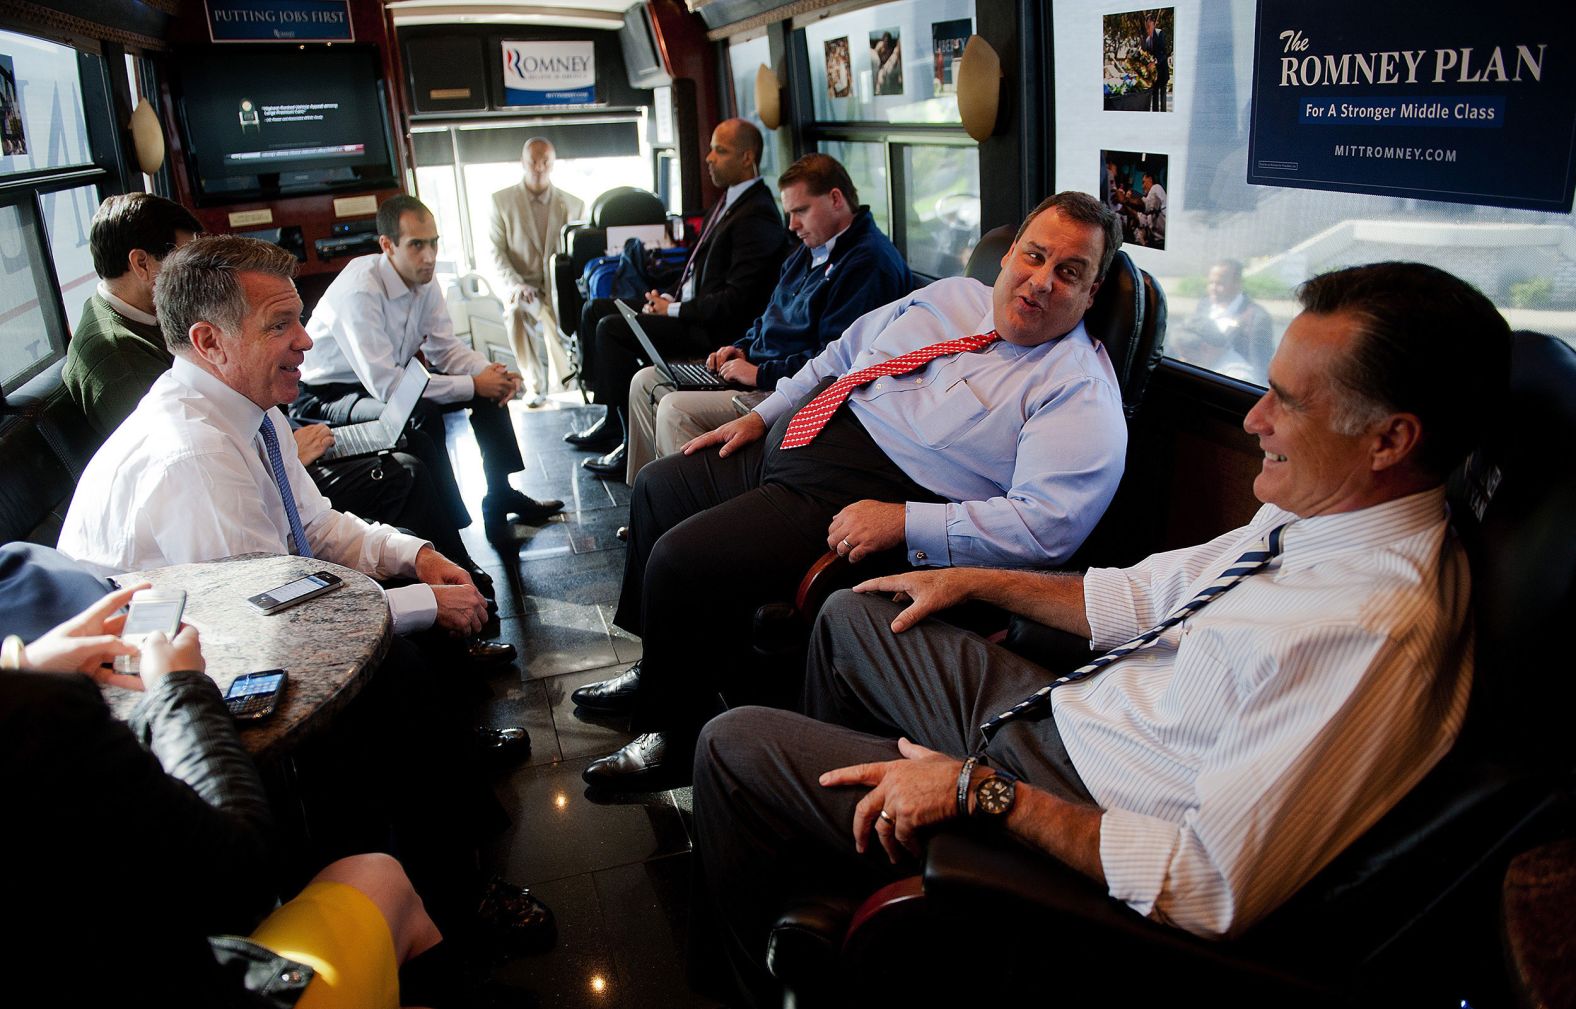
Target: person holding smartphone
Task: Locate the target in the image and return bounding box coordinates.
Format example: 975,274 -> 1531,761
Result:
0,586 -> 464,1007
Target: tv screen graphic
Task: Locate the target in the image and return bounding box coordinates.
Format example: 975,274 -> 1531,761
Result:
175,45 -> 397,204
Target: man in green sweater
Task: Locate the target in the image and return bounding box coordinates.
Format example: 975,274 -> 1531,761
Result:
63,193 -> 200,436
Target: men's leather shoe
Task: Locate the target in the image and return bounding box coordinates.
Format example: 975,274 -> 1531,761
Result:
581,443 -> 627,478
477,726 -> 531,766
469,567 -> 496,599
570,662 -> 640,713
465,639 -> 517,665
477,877 -> 556,953
563,415 -> 619,451
581,732 -> 687,790
483,488 -> 563,526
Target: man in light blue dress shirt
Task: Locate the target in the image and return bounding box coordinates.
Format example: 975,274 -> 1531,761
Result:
576,192 -> 1129,790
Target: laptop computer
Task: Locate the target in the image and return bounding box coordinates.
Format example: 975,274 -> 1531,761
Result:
319,359 -> 431,462
616,300 -> 735,391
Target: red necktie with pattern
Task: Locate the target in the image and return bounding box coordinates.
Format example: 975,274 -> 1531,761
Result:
778,330 -> 1000,449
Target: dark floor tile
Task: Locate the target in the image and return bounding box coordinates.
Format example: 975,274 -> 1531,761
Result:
499,604 -> 619,680
541,665 -> 638,762
599,605 -> 643,664
567,507 -> 629,555
594,854 -> 722,1009
486,755 -> 690,886
480,671 -> 560,767
486,871 -> 625,1009
517,549 -> 628,608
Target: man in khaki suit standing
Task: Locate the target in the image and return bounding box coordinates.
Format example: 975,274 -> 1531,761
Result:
489,137 -> 585,405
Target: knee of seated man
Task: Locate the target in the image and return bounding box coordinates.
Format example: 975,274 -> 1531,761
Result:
696,706 -> 806,782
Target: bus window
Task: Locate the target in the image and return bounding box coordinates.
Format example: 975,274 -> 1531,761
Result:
796,0 -> 980,277
1051,0 -> 1576,387
42,184 -> 99,335
726,33 -> 781,181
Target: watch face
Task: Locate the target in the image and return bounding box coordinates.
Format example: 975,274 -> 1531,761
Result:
976,775 -> 1015,816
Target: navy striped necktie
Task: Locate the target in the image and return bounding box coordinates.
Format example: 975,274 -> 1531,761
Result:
975,523 -> 1288,751
258,417 -> 314,559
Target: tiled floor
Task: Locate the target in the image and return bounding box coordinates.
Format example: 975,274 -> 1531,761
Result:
446,398 -> 721,1008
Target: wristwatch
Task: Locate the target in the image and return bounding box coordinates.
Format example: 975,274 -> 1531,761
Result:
971,768 -> 1018,821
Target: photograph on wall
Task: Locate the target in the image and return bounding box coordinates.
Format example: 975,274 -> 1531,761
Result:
1101,150 -> 1168,250
1102,8 -> 1174,112
0,54 -> 26,157
869,27 -> 904,97
824,36 -> 852,99
932,18 -> 971,96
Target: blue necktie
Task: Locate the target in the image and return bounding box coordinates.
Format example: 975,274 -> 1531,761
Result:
976,524 -> 1288,750
258,416 -> 314,559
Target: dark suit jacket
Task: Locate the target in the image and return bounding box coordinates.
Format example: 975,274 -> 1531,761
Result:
673,178 -> 789,344
0,543 -> 117,641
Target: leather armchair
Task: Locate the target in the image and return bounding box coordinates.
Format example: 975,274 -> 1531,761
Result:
766,332 -> 1576,1006
548,186 -> 669,339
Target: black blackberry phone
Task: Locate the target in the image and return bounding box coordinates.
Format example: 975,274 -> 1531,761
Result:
225,669 -> 287,721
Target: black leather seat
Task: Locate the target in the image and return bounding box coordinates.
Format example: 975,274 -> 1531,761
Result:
548,186 -> 669,339
765,331 -> 1576,1007
0,361 -> 99,546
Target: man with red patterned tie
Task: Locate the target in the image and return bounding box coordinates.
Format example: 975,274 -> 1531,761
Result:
575,192 -> 1129,791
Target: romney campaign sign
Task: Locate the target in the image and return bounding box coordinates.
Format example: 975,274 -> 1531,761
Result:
501,41 -> 596,106
1247,0 -> 1576,211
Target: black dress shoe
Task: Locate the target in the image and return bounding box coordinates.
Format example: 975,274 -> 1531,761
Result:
483,488 -> 563,526
476,726 -> 531,766
477,877 -> 557,953
570,662 -> 640,713
465,639 -> 517,665
582,732 -> 688,790
581,443 -> 627,478
469,567 -> 496,599
563,415 -> 620,451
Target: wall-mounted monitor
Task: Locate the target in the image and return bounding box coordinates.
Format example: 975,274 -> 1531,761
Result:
172,45 -> 398,206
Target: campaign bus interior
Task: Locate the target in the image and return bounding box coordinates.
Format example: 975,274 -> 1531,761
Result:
1,0 -> 1573,1005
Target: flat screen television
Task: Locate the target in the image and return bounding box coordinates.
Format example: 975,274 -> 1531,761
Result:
173,45 -> 398,205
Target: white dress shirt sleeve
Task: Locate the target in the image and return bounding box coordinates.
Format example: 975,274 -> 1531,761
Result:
333,285 -> 478,405
415,283 -> 487,403
1097,617 -> 1444,938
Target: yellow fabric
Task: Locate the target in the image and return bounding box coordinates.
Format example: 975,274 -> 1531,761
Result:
250,880 -> 400,1009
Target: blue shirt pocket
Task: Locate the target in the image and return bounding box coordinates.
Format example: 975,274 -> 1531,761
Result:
906,375 -> 989,450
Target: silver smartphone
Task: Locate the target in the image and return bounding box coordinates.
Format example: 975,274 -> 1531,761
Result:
121,589 -> 187,644
247,571 -> 344,615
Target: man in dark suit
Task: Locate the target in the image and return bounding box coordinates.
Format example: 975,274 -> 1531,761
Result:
1142,13 -> 1169,112
566,118 -> 789,471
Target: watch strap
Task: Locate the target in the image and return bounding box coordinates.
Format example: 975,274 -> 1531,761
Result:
955,756 -> 979,818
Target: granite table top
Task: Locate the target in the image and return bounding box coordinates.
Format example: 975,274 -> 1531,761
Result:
102,553 -> 391,759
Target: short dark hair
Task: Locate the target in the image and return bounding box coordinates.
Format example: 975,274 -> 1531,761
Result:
1297,261 -> 1511,479
376,195 -> 433,242
724,118 -> 764,169
778,153 -> 859,208
155,235 -> 298,354
1013,191 -> 1123,282
1211,259 -> 1245,282
90,194 -> 201,280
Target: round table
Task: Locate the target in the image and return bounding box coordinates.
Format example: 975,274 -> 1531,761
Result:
101,554 -> 391,758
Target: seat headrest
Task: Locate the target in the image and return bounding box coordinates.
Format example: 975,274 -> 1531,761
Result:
964,225 -> 1015,285
591,187 -> 666,228
1083,250 -> 1167,418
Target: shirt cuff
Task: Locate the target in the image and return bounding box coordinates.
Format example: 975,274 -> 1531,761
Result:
753,392 -> 793,428
1083,566 -> 1142,650
1098,808 -> 1179,919
387,583 -> 437,635
665,301 -> 681,318
903,501 -> 949,567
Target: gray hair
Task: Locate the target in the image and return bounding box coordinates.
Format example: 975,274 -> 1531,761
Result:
155,235 -> 298,354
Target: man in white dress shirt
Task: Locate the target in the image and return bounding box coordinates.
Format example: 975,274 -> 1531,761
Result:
691,261 -> 1511,1007
296,195 -> 562,537
58,235 -> 490,639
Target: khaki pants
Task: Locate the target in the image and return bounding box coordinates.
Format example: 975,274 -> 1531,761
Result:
507,295 -> 572,398
625,366 -> 747,483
